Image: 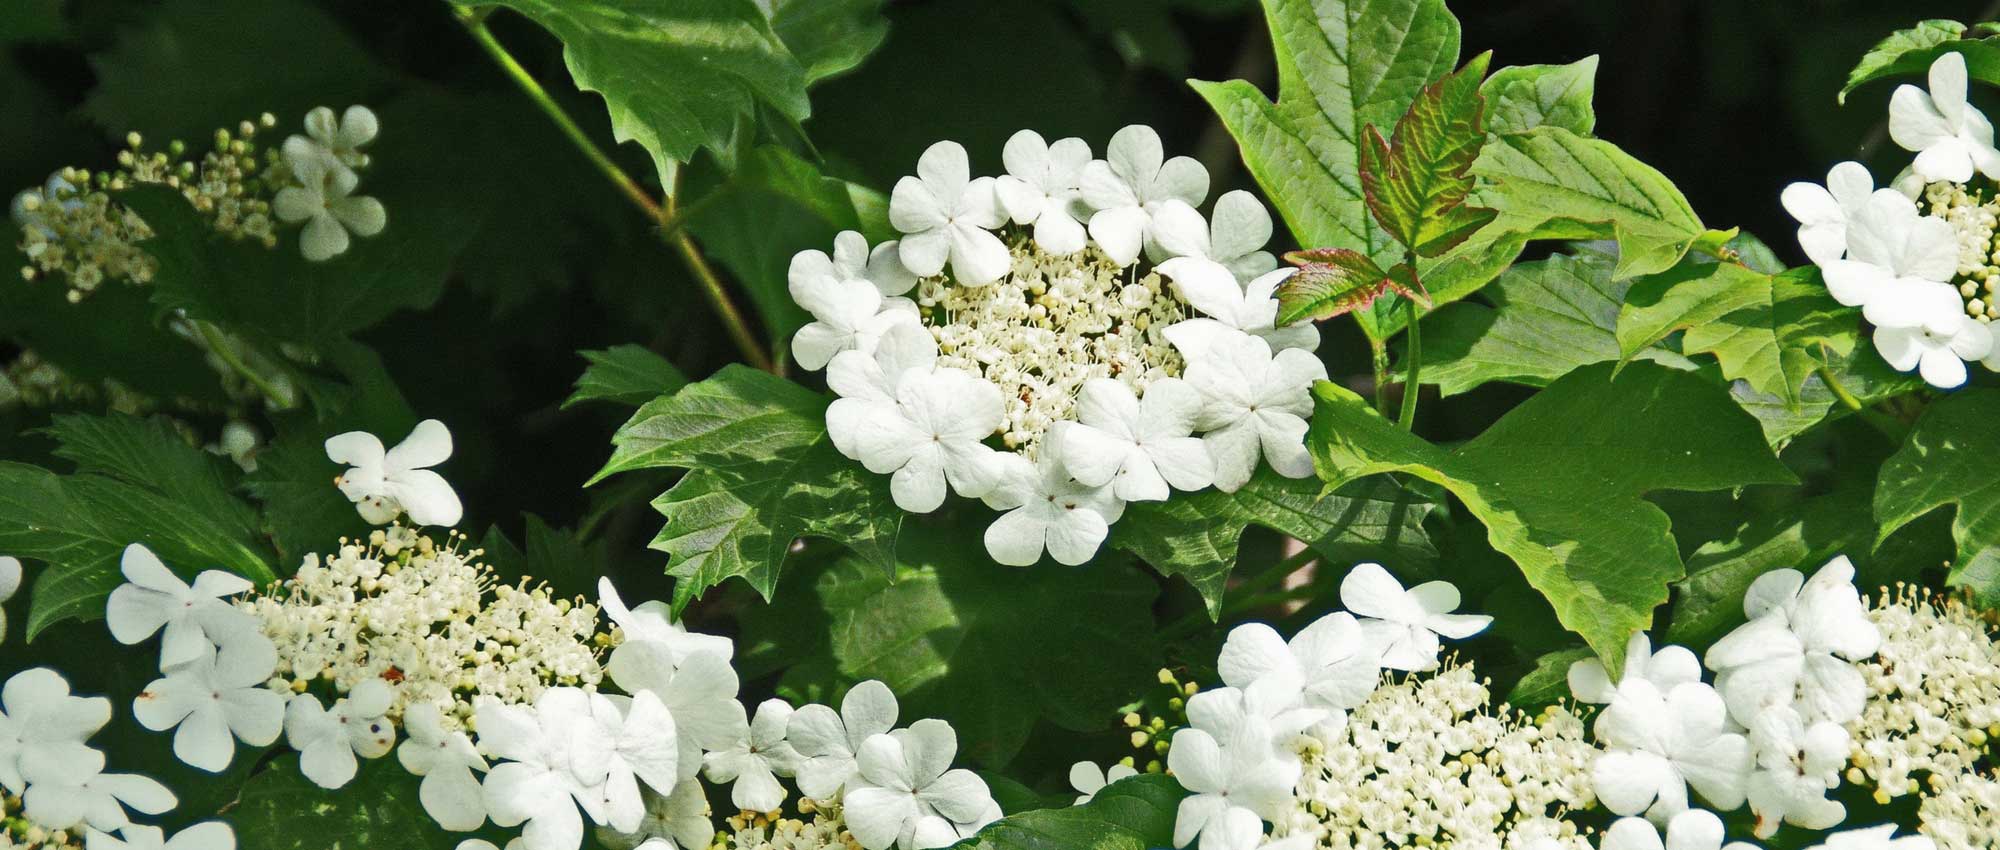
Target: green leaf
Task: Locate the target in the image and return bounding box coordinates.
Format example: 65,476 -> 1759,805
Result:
1874,389 -> 2000,605
478,515 -> 605,600
1729,349 -> 1923,447
1471,126 -> 1707,281
230,756 -> 460,850
47,414 -> 264,549
686,146 -> 892,348
1506,646 -> 1592,707
1840,20 -> 2000,104
1115,473 -> 1436,617
1667,487 -> 1876,650
1309,361 -> 1796,670
0,265 -> 229,406
955,774 -> 1185,849
455,0 -> 810,185
1482,56 -> 1598,136
1360,52 -> 1496,258
565,345 -> 689,409
765,0 -> 890,85
1619,263 -> 1857,407
1189,0 -> 1461,292
817,526 -> 1161,767
1419,248 -> 1695,396
593,366 -> 901,607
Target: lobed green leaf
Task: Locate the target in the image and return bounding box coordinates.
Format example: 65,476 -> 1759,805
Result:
1840,19 -> 2000,104
1874,390 -> 2000,606
565,344 -> 689,410
954,774 -> 1185,849
1481,56 -> 1598,136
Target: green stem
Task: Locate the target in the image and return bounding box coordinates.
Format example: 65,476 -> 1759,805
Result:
194,321 -> 292,410
1817,363 -> 1864,412
1398,297 -> 1423,431
457,10 -> 775,373
1370,336 -> 1391,417
1816,360 -> 1905,441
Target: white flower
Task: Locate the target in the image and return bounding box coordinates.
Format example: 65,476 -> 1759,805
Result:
1169,721 -> 1295,850
1338,563 -> 1490,672
1781,161 -> 1877,266
1820,189 -> 1967,331
1151,191 -> 1278,279
596,578 -> 734,666
576,691 -> 682,833
603,643 -> 747,781
1217,612 -> 1381,717
478,690 -> 609,850
703,697 -> 800,813
397,701 -> 489,831
1068,760 -> 1138,805
826,321 -> 939,406
283,680 -> 396,790
994,130 -> 1091,255
325,419 -> 463,527
979,444 -> 1124,567
1053,377 -> 1212,502
1591,679 -> 1751,822
813,229 -> 918,298
1705,556 -> 1881,727
275,139 -> 385,261
842,720 -> 995,850
104,543 -> 258,670
0,667 -> 111,792
0,555 -> 19,642
1805,825 -> 1936,850
1159,260 -> 1320,358
1185,678 -> 1327,745
1744,705 -> 1847,838
787,679 -> 899,800
787,245 -> 921,371
1181,328 -> 1326,493
890,141 -> 1010,284
132,637 -> 284,772
1874,316 -> 1993,389
84,822 -> 235,850
298,105 -> 378,171
22,771 -> 175,833
826,366 -> 1006,513
1598,810 -> 1757,850
594,780 -> 713,850
1569,631 -> 1703,704
1079,125 -> 1209,266
1889,53 -> 2000,184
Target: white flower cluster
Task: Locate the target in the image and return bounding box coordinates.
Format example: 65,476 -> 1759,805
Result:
1783,53 -> 2000,388
787,125 -> 1325,567
10,106 -> 386,300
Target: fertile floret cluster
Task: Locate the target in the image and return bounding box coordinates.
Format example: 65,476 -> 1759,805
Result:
788,125 -> 1324,567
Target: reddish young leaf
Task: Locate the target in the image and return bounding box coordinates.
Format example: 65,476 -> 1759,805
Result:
1359,51 -> 1498,258
1276,248 -> 1394,324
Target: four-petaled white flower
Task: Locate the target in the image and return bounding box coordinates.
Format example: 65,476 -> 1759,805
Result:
994,130 -> 1091,255
1169,721 -> 1296,850
594,780 -> 713,850
397,701 -> 490,832
1744,705 -> 1848,838
1054,377 -> 1212,502
325,419 -> 463,527
787,245 -> 921,371
1820,189 -> 1966,332
980,444 -> 1125,567
1078,125 -> 1209,266
890,141 -> 1010,284
842,719 -> 996,850
1159,261 -> 1319,359
1338,563 -> 1490,672
0,667 -> 111,793
84,822 -> 236,850
284,680 -> 396,790
825,323 -> 940,458
1874,316 -> 1993,389
478,690 -> 609,850
1181,329 -> 1326,493
604,643 -> 747,781
1185,676 -> 1327,744
576,691 -> 682,833
597,578 -> 735,668
788,679 -> 899,800
1781,161 -> 1877,266
702,697 -> 799,813
828,366 -> 1007,513
300,105 -> 379,172
790,229 -> 917,299
1569,631 -> 1702,705
1591,679 -> 1751,822
132,638 -> 284,772
1151,191 -> 1277,280
1068,760 -> 1138,806
0,555 -> 19,643
23,770 -> 175,833
1888,52 -> 2000,184
275,139 -> 385,262
1804,825 -> 1937,850
1705,556 -> 1881,727
1218,613 -> 1381,718
1599,810 -> 1757,850
105,544 -> 257,671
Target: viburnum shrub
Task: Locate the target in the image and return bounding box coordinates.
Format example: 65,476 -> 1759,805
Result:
2,3 -> 1998,850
